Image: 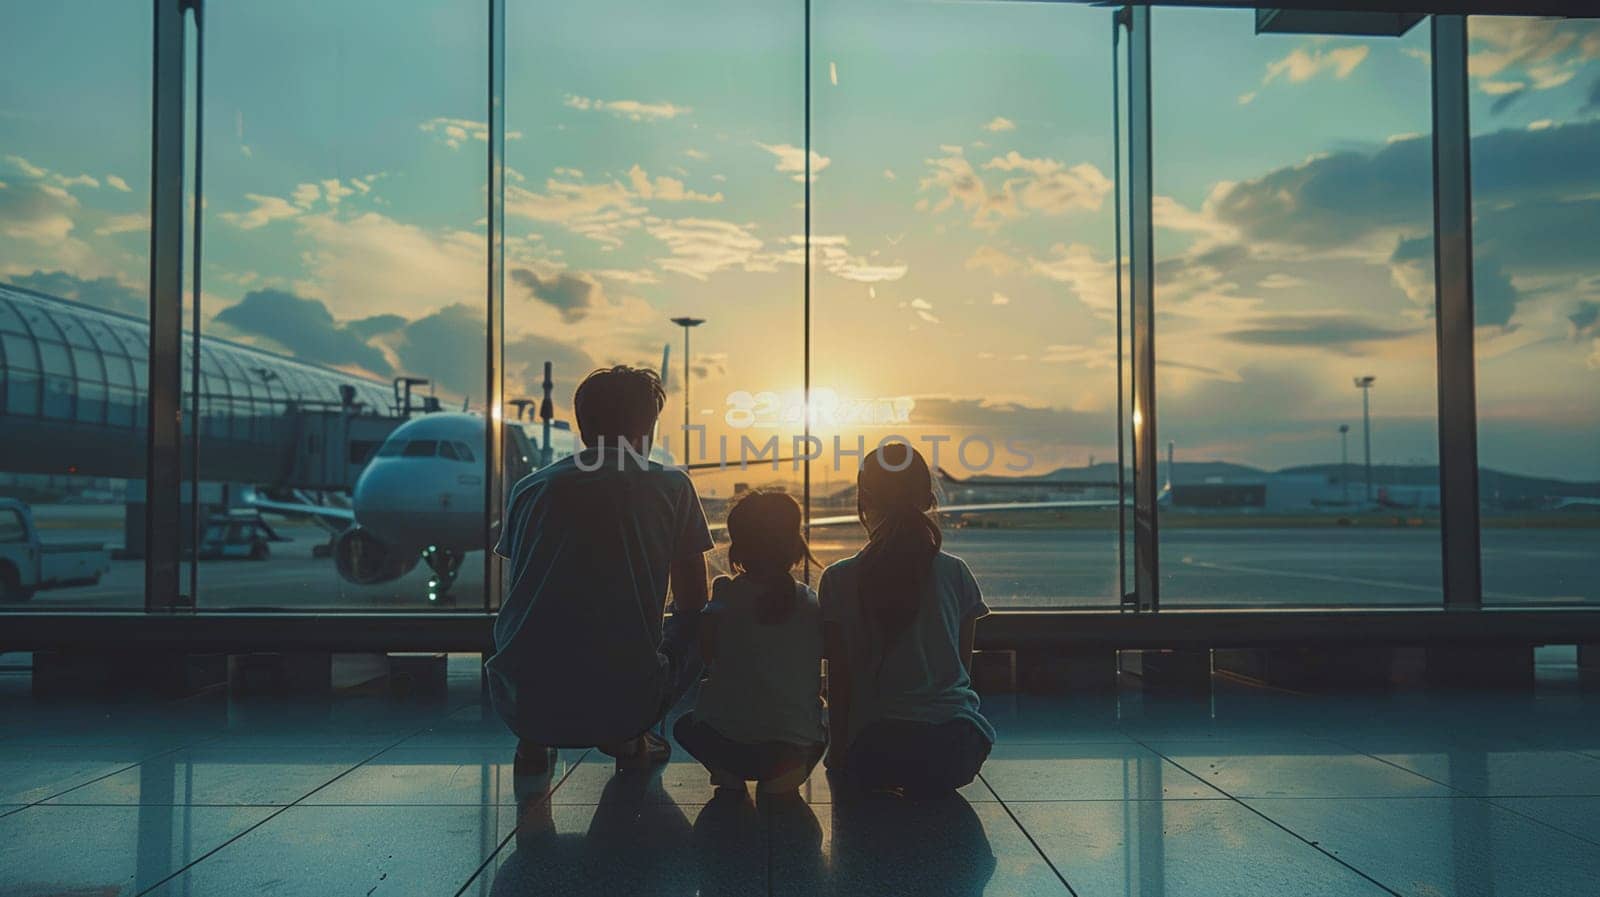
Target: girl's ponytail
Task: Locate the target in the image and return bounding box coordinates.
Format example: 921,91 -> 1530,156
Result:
856,443 -> 942,647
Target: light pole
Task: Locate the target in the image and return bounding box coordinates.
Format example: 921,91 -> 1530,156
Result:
1353,376 -> 1376,503
670,316 -> 705,465
1338,424 -> 1351,505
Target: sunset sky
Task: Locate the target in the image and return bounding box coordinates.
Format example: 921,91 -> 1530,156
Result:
2,1 -> 1596,486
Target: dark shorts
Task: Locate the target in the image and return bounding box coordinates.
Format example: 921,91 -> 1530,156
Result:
673,713 -> 826,783
846,717 -> 992,796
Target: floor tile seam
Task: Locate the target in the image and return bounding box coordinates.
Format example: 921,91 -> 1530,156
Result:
1125,733 -> 1405,897
977,772 -> 1080,897
15,734 -> 227,809
450,749 -> 593,897
1479,796 -> 1600,849
1313,734 -> 1487,799
128,720 -> 454,897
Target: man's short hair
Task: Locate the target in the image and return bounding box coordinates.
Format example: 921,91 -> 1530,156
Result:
573,365 -> 667,447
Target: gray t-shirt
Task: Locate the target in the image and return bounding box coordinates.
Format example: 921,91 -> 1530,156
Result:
819,551 -> 996,751
692,575 -> 826,747
488,447 -> 713,746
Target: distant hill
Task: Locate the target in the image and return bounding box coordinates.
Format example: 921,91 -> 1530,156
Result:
943,461 -> 1600,503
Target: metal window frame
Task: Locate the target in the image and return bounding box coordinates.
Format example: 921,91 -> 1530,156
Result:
1430,14 -> 1483,610
145,0 -> 187,612
1127,5 -> 1160,612
483,0 -> 507,613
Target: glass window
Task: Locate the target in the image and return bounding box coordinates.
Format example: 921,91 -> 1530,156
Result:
508,0 -> 804,614
0,509 -> 26,543
453,441 -> 475,463
2,334 -> 38,372
0,299 -> 28,334
402,440 -> 439,458
42,375 -> 74,419
1152,8 -> 1439,607
37,341 -> 71,377
6,371 -> 41,416
811,0 -> 1119,607
439,441 -> 460,461
377,439 -> 406,458
1469,16 -> 1600,606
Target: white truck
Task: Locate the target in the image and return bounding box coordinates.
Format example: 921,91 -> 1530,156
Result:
0,499 -> 112,602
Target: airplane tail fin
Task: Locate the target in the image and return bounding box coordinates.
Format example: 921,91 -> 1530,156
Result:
660,343 -> 671,388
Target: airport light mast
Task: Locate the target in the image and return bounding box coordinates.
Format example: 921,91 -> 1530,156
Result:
1338,424 -> 1351,505
670,316 -> 705,466
1353,376 -> 1376,503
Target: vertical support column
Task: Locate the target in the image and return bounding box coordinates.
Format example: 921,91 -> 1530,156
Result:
145,0 -> 187,612
1431,15 -> 1483,611
483,0 -> 507,612
1127,6 -> 1160,612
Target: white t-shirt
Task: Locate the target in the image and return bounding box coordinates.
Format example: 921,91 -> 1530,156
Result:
692,575 -> 826,747
488,446 -> 713,746
819,550 -> 996,752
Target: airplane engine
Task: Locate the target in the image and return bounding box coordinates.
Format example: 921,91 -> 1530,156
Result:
333,526 -> 418,585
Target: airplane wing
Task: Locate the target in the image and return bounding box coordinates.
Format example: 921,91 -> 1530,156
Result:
242,491 -> 356,528
708,497 -> 1125,532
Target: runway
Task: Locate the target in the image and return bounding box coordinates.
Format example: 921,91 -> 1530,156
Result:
13,505 -> 1596,610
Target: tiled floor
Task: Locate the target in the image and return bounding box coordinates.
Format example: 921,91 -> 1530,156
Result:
3,659 -> 1599,896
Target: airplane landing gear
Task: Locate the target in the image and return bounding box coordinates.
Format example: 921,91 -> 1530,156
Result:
421,546 -> 463,604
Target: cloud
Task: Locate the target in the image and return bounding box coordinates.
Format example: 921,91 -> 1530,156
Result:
684,149 -> 709,161
505,166 -> 723,247
221,193 -> 301,230
419,117 -> 524,150
920,147 -> 1109,229
105,175 -> 131,193
591,268 -> 659,285
510,268 -> 607,323
646,217 -> 767,280
214,288 -> 394,376
1570,301 -> 1600,337
756,142 -> 831,182
295,211 -> 486,320
1220,312 -> 1424,354
829,61 -> 838,86
506,176 -> 642,248
966,245 -> 1019,276
397,304 -> 595,400
1028,243 -> 1116,315
991,292 -> 1011,306
93,212 -> 149,236
1263,44 -> 1370,86
982,116 -> 1016,133
691,352 -> 729,380
7,270 -> 144,316
626,165 -> 722,203
981,152 -> 1112,215
346,314 -> 407,342
1257,273 -> 1308,290
787,234 -> 908,283
563,95 -> 691,122
1469,18 -> 1600,89
0,178 -> 79,242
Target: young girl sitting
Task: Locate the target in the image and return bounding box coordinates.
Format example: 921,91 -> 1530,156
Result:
673,489 -> 827,795
820,443 -> 995,796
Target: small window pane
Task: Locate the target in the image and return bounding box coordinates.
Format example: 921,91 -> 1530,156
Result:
3,334 -> 38,371
402,440 -> 438,458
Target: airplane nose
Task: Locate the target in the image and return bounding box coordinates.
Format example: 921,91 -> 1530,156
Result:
353,462 -> 428,545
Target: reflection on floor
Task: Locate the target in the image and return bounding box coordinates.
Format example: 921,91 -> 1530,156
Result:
2,657 -> 1599,896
